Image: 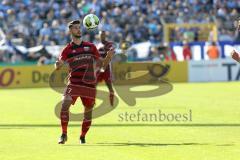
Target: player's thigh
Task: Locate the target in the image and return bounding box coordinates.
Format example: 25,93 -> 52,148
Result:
103,70 -> 112,82
81,97 -> 94,119
80,97 -> 95,108
63,85 -> 78,107
97,72 -> 104,82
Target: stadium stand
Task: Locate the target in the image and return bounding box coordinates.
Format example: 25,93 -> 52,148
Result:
0,0 -> 239,63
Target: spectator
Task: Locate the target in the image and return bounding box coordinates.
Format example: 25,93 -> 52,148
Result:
183,42 -> 192,60
207,42 -> 220,60
0,0 -> 239,47
38,22 -> 52,45
234,19 -> 240,42
163,43 -> 177,61
149,46 -> 160,62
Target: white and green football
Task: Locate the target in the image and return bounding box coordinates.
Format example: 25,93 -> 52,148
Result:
83,14 -> 100,30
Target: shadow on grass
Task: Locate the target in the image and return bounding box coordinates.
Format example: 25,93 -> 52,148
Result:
1,123 -> 240,128
64,142 -> 235,147
64,142 -> 209,147
216,144 -> 235,146
0,127 -> 32,130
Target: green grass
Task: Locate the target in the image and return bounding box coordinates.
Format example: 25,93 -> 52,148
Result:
0,82 -> 240,160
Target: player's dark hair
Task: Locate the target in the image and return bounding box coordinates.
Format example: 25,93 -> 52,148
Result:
99,30 -> 106,35
68,20 -> 81,29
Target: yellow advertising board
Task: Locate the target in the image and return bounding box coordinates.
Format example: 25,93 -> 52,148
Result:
112,61 -> 188,84
163,61 -> 188,82
0,65 -> 54,88
0,61 -> 188,89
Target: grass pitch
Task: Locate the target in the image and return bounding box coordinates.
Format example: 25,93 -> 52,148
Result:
0,82 -> 240,160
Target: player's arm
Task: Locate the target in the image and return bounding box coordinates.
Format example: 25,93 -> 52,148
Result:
101,48 -> 115,70
231,19 -> 240,63
55,59 -> 64,70
104,48 -> 115,106
231,50 -> 240,63
93,45 -> 114,70
55,46 -> 68,70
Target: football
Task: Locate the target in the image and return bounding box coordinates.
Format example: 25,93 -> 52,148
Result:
83,14 -> 100,30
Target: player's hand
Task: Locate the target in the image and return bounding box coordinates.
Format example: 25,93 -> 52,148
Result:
231,50 -> 240,63
109,92 -> 114,106
107,48 -> 115,57
55,60 -> 64,70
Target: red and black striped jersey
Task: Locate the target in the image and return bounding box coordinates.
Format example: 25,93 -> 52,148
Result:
96,41 -> 114,73
59,41 -> 100,87
97,41 -> 114,58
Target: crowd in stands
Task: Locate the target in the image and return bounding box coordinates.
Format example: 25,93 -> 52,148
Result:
0,0 -> 239,63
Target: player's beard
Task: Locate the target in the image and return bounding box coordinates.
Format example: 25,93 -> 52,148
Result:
72,32 -> 81,39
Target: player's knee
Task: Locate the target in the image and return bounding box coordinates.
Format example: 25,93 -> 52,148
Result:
84,113 -> 92,120
84,107 -> 93,120
61,100 -> 71,111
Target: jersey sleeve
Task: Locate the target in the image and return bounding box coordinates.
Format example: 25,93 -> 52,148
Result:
59,46 -> 68,61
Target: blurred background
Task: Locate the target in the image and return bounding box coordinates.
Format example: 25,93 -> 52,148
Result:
0,0 -> 239,86
0,0 -> 240,63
